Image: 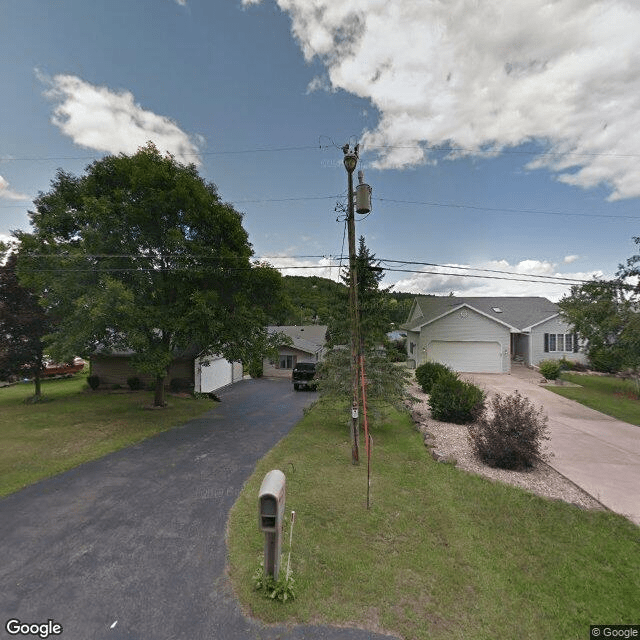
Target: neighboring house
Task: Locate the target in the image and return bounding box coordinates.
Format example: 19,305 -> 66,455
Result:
402,296 -> 587,373
90,347 -> 242,393
263,325 -> 327,378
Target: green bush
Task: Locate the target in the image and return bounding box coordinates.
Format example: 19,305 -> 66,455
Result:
588,348 -> 623,374
539,359 -> 562,380
127,376 -> 142,391
87,375 -> 100,390
415,361 -> 456,394
247,358 -> 263,378
468,391 -> 549,470
428,376 -> 484,424
169,377 -> 193,393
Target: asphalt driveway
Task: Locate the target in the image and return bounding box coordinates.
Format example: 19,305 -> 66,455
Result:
461,366 -> 640,527
0,378 -> 399,640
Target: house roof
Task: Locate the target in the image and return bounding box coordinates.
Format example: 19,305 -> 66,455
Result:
267,325 -> 328,355
402,296 -> 559,333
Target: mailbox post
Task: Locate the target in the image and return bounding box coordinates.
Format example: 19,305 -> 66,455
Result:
258,469 -> 286,580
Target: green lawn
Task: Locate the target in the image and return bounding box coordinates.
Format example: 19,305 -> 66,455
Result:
548,373 -> 640,426
0,374 -> 215,497
227,400 -> 640,640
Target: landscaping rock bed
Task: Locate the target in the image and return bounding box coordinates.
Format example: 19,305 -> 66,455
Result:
408,378 -> 606,512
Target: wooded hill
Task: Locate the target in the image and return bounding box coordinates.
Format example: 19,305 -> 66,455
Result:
270,275 -> 417,329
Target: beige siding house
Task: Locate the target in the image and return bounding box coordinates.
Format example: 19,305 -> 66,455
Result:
263,325 -> 327,378
403,296 -> 587,373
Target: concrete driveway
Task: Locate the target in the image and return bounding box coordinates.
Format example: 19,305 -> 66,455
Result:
0,378 -> 399,640
461,366 -> 640,527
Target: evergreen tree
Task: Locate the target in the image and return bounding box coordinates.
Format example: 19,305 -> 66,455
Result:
326,236 -> 391,348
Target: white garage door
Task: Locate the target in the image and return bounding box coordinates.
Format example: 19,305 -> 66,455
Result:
199,357 -> 233,393
428,340 -> 502,373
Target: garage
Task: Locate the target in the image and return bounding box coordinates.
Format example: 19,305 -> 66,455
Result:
427,340 -> 503,373
196,356 -> 240,393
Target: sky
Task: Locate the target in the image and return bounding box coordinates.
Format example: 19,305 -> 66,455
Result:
2,0 -> 640,302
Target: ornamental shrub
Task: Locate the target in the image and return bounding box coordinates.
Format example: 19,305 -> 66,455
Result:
415,361 -> 457,394
539,359 -> 562,380
428,376 -> 485,424
127,376 -> 142,391
468,391 -> 549,470
87,375 -> 100,390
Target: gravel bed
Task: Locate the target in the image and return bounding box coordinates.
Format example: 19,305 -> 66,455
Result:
407,379 -> 606,512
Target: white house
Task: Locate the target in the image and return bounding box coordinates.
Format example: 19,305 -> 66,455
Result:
402,296 -> 587,373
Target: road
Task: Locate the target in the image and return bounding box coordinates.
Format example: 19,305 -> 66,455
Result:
0,378 -> 398,640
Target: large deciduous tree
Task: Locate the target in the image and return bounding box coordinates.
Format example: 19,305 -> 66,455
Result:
0,253 -> 50,398
559,237 -> 640,373
16,143 -> 285,406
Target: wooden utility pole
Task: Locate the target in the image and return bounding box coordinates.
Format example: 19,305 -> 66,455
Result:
343,143 -> 360,464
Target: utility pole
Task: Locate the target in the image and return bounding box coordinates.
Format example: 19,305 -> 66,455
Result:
342,143 -> 360,465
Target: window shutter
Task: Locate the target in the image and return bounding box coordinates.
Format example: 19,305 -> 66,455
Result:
573,333 -> 579,353
544,333 -> 549,353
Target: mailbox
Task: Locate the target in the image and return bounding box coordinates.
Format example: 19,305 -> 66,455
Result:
258,470 -> 286,579
258,469 -> 286,532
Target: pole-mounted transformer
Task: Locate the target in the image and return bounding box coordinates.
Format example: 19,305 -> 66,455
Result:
355,170 -> 372,214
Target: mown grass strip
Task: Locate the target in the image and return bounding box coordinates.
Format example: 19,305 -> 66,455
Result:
227,400 -> 640,640
549,373 -> 640,426
0,375 -> 215,497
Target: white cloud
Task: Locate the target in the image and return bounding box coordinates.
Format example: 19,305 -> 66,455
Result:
0,175 -> 30,201
563,254 -> 580,264
387,259 -> 603,302
253,0 -> 640,199
39,72 -> 202,165
262,254 -> 344,281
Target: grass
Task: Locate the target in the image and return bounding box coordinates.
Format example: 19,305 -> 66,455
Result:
0,373 -> 215,497
548,372 -> 640,426
227,399 -> 640,640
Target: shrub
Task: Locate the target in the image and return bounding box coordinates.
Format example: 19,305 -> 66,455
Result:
539,359 -> 562,380
247,358 -> 263,378
468,391 -> 549,470
127,376 -> 142,391
428,376 -> 484,424
87,375 -> 100,390
415,361 -> 457,394
169,377 -> 193,393
588,347 -> 623,374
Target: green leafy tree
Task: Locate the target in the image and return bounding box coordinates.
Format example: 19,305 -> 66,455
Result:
16,143 -> 286,406
0,253 -> 51,398
558,279 -> 634,372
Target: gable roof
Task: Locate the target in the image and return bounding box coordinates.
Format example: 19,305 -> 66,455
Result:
267,325 -> 327,355
402,296 -> 559,332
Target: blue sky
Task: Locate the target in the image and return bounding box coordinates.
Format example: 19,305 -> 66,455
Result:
2,0 -> 640,301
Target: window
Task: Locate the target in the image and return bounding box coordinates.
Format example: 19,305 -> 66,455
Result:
279,355 -> 296,369
544,333 -> 577,352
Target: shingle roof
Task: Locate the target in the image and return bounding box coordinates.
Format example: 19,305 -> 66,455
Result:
267,325 -> 327,355
402,296 -> 559,332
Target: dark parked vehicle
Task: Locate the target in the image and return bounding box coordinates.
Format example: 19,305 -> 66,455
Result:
292,362 -> 317,391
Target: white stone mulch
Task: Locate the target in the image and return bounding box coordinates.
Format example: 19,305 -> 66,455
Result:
407,379 -> 605,512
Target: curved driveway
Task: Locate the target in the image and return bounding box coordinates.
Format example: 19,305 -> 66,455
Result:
0,378 -> 398,640
462,367 -> 640,527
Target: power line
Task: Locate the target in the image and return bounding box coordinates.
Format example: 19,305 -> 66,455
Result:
379,258 -> 590,283
376,198 -> 640,221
